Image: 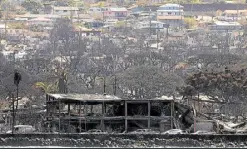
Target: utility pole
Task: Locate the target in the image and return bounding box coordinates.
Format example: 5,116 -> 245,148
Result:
237,0 -> 241,39
11,93 -> 14,134
166,24 -> 169,39
149,8 -> 151,36
99,34 -> 101,54
78,28 -> 81,49
157,28 -> 159,52
4,1 -> 9,39
113,76 -> 117,95
103,77 -> 106,95
237,0 -> 239,22
178,0 -> 182,29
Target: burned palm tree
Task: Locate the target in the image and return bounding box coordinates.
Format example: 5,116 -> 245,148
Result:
12,70 -> 21,134
14,70 -> 21,109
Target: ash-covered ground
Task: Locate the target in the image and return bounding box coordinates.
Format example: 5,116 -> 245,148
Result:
0,134 -> 246,148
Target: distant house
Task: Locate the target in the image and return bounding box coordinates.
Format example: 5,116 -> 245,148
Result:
148,0 -> 164,5
84,20 -> 104,29
141,3 -> 247,14
0,27 -> 27,37
83,0 -> 99,3
137,21 -> 168,29
88,7 -> 107,13
0,24 -> 8,34
218,10 -> 247,21
104,19 -> 118,26
103,7 -> 128,20
27,17 -> 54,27
88,7 -> 105,19
208,21 -> 243,31
125,0 -> 138,3
74,27 -> 101,36
128,5 -> 142,14
52,6 -> 79,17
137,21 -> 169,36
74,14 -> 92,22
186,36 -> 197,46
17,14 -> 60,21
6,29 -> 27,36
128,5 -> 158,14
157,4 -> 184,28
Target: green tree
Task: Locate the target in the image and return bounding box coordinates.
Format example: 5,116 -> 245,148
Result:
184,17 -> 197,29
34,82 -> 57,93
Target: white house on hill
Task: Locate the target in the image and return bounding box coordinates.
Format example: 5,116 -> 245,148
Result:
157,3 -> 184,28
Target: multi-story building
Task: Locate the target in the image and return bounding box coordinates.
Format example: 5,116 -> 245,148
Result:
45,93 -> 176,133
157,3 -> 184,28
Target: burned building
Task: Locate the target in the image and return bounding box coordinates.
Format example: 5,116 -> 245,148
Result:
45,93 -> 176,133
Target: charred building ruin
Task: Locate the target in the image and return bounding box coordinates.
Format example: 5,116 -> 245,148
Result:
45,94 -> 177,133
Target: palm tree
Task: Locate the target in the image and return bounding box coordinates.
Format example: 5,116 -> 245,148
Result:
34,82 -> 58,93
35,70 -> 68,93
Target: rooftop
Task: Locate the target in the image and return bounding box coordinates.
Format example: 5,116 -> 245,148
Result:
28,17 -> 53,22
47,93 -> 122,102
18,14 -> 60,18
159,3 -> 183,8
52,6 -> 79,11
182,4 -> 247,12
214,21 -> 241,26
127,4 -> 138,10
157,9 -> 183,12
108,8 -> 128,11
157,16 -> 184,20
144,4 -> 247,12
223,9 -> 247,14
47,93 -> 175,103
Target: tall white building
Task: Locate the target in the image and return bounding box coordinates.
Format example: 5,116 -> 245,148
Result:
157,3 -> 184,28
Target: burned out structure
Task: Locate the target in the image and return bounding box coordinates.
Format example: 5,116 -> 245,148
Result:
45,94 -> 177,133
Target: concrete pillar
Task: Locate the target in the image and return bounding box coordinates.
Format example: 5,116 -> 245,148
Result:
84,102 -> 87,131
170,101 -> 174,129
101,101 -> 105,130
148,101 -> 151,128
68,103 -> 70,132
125,101 -> 127,132
58,99 -> 61,133
68,103 -> 70,113
79,102 -> 81,133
